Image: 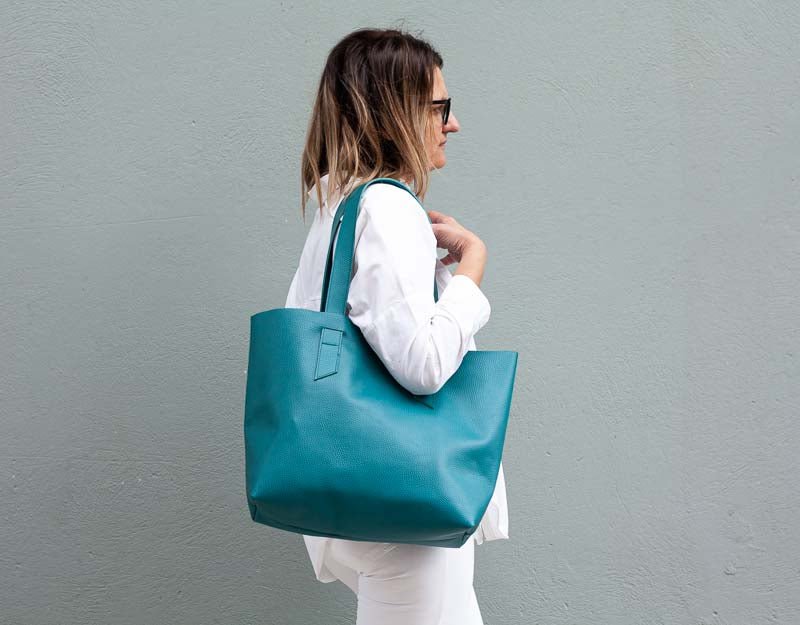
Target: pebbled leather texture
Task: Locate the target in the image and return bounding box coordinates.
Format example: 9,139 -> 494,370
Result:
244,177 -> 519,547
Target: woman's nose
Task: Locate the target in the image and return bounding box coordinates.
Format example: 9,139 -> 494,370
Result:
445,113 -> 460,132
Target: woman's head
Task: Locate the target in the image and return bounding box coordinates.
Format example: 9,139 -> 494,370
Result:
301,27 -> 460,220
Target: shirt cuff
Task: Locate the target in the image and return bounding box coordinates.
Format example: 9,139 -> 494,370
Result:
436,273 -> 491,337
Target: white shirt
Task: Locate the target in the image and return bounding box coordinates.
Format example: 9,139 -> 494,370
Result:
284,172 -> 509,583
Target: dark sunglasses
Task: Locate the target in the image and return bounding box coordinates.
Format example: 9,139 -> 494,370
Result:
431,97 -> 451,125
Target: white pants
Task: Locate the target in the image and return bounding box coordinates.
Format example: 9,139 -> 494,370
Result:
324,534 -> 484,625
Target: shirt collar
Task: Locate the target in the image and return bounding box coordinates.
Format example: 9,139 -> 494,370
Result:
307,172 -> 413,217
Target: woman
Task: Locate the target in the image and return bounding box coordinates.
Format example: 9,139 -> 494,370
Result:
285,27 -> 508,625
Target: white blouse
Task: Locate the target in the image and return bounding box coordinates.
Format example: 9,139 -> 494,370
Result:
284,172 -> 509,583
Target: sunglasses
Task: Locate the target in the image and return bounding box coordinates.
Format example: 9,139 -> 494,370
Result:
431,97 -> 451,125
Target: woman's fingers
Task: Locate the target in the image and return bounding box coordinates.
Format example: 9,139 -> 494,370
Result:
430,223 -> 455,248
430,223 -> 468,264
427,211 -> 485,268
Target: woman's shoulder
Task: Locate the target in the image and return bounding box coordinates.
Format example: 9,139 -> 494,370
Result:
358,180 -> 429,232
360,178 -> 420,206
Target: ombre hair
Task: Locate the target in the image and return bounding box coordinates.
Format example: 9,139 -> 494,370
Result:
300,27 -> 444,221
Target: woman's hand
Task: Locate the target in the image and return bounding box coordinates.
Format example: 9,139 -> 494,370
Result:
426,210 -> 487,265
427,209 -> 488,287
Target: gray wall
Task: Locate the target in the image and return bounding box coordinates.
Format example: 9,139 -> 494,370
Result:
2,2 -> 798,624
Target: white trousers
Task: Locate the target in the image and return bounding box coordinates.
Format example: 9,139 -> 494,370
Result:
324,533 -> 484,625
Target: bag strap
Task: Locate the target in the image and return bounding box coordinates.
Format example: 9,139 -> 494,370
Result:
320,177 -> 439,314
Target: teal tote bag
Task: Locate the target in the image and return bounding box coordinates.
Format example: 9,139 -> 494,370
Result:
244,177 -> 519,548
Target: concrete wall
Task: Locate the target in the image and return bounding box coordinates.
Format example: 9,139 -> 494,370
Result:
2,2 -> 798,623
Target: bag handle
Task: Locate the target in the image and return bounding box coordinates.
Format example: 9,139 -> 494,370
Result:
320,177 -> 439,314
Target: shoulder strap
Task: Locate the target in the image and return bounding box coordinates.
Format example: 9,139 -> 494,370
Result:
320,178 -> 439,313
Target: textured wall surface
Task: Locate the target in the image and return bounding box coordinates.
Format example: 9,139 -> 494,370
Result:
2,2 -> 798,624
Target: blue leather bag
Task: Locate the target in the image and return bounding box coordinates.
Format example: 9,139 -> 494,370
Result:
244,177 -> 519,548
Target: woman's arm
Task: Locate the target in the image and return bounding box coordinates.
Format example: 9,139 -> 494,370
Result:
346,183 -> 491,396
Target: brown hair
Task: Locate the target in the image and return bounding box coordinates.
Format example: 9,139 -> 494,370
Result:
300,27 -> 444,221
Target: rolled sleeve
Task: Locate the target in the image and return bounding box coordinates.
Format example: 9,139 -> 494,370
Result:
435,274 -> 491,343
